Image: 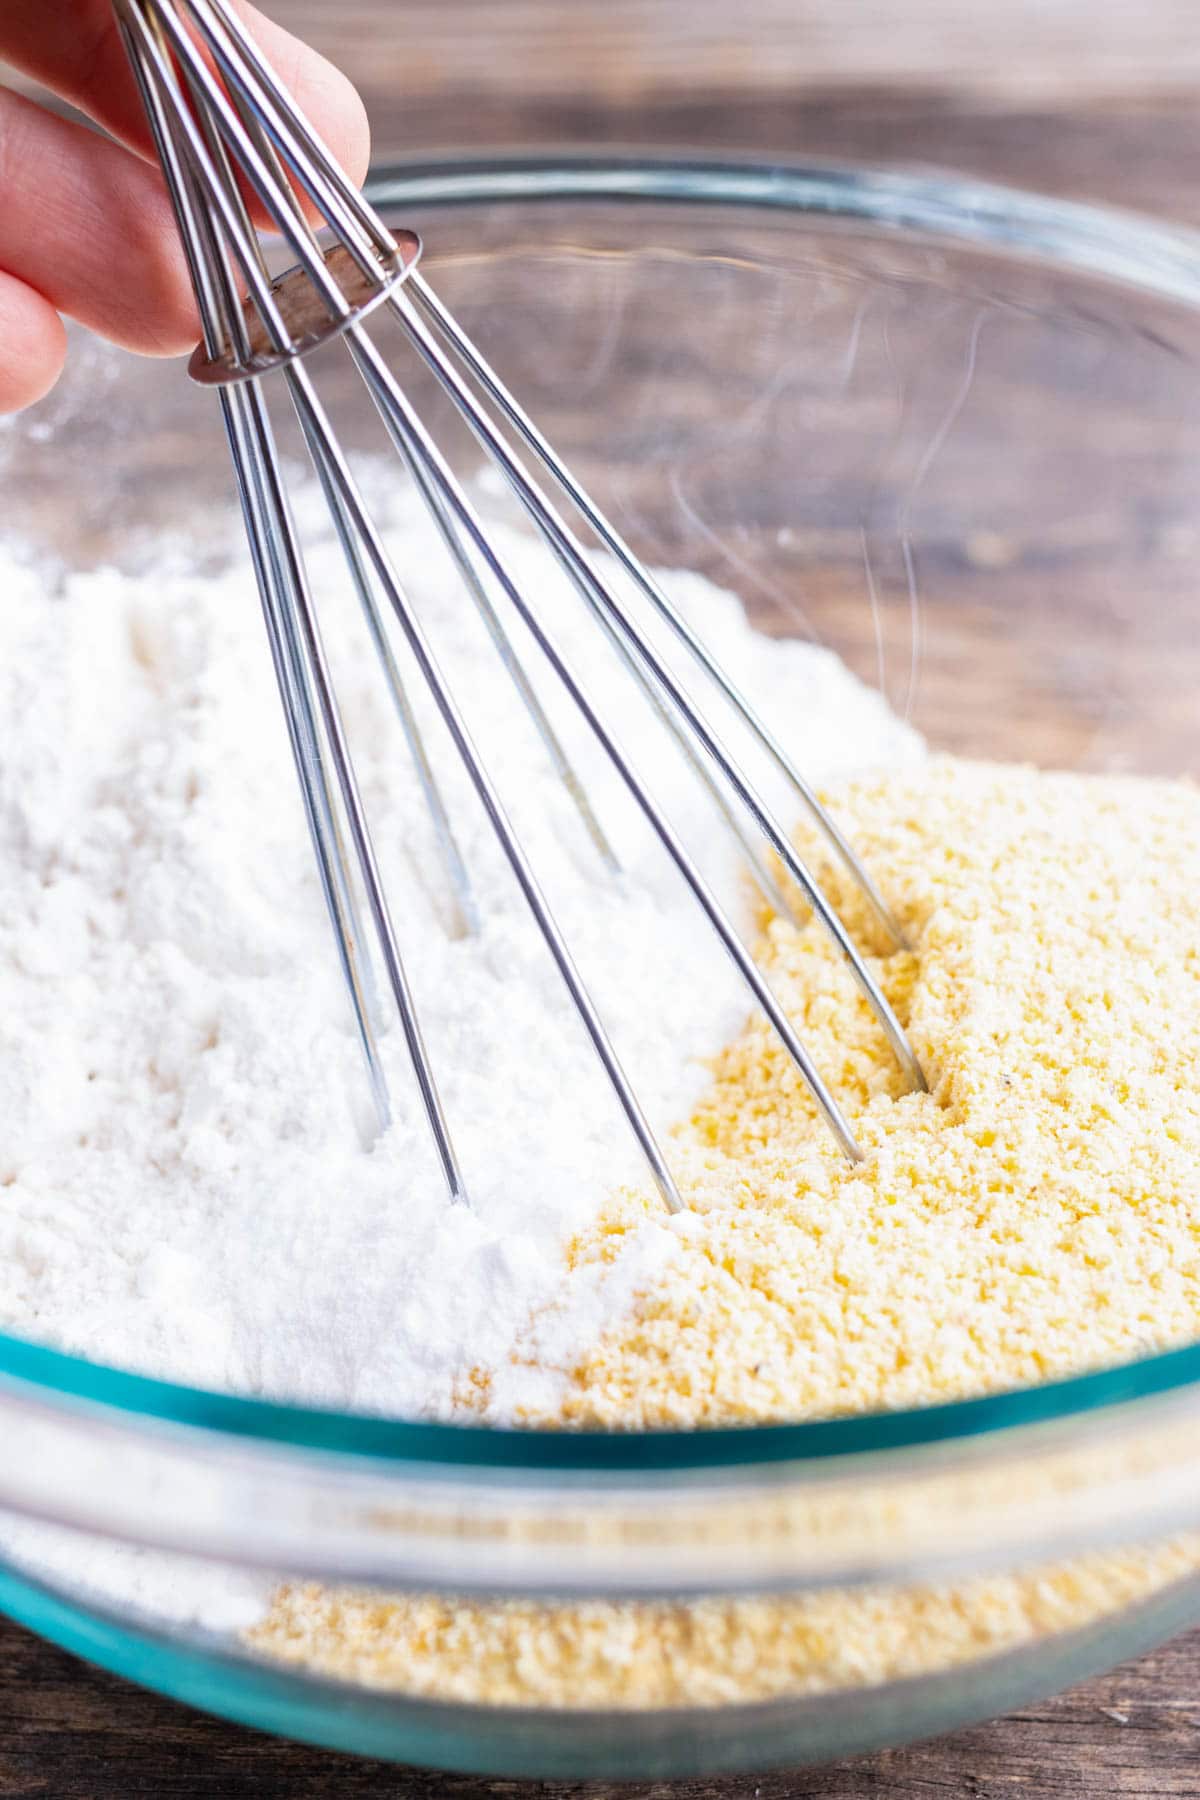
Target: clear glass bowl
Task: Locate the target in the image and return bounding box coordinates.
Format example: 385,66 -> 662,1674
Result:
4,152 -> 1200,1776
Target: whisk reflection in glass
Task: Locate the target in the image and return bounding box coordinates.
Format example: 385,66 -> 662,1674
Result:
113,0 -> 926,1212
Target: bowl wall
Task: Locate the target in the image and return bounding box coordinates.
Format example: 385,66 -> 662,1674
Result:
4,155 -> 1200,1772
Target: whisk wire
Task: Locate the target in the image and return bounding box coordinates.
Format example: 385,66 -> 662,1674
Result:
119,0 -> 467,1187
232,389 -> 393,1106
123,0 -> 655,1207
139,15 -> 409,1056
387,294 -> 925,1095
405,271 -> 912,954
158,0 -> 622,878
284,357 -> 689,1211
115,0 -> 931,1209
179,0 -> 392,264
135,0 -> 681,1206
173,55 -> 539,942
310,458 -> 482,941
344,326 -> 863,1162
117,0 -> 397,1115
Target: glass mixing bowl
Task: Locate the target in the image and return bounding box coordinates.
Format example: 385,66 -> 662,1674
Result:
4,153 -> 1200,1777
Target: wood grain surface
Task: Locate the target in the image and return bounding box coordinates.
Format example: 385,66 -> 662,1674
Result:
5,2 -> 1200,1794
4,1610 -> 1200,1797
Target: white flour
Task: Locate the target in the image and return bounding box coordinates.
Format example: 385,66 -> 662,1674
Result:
0,471 -> 920,1628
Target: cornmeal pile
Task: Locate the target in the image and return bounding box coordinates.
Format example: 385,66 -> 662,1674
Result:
253,1542 -> 1199,1708
249,758 -> 1200,1706
555,756 -> 1200,1425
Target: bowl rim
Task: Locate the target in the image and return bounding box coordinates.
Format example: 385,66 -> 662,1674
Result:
5,148 -> 1200,1476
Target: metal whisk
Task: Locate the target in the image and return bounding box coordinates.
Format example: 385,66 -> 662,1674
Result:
114,0 -> 925,1213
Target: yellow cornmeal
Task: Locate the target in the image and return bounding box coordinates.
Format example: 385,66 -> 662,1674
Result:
556,757 -> 1200,1426
249,758 -> 1200,1704
252,1542 -> 1198,1707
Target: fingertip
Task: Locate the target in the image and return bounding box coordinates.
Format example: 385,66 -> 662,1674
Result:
321,58 -> 371,192
0,91 -> 201,365
0,270 -> 68,414
117,179 -> 203,356
291,50 -> 372,191
242,6 -> 372,191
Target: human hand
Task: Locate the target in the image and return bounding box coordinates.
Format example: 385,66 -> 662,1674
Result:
0,1 -> 369,412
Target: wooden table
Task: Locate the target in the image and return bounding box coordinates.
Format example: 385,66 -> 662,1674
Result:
5,3 -> 1200,1794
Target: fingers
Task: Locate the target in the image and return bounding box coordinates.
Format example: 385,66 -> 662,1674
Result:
0,269 -> 68,413
222,4 -> 371,193
0,0 -> 370,189
0,88 -> 200,358
0,0 -> 373,414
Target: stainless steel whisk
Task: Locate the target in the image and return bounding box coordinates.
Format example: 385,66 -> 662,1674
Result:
115,0 -> 926,1212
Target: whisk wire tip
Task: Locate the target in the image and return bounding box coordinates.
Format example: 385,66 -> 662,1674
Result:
115,0 -> 927,1210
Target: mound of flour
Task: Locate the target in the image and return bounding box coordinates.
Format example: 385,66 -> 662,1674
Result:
0,475 -> 921,1426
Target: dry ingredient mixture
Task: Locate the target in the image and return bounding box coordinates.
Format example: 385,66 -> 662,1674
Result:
0,482 -> 917,1420
552,757 -> 1200,1428
250,756 -> 1200,1704
4,477 -> 1200,1702
252,1542 -> 1200,1709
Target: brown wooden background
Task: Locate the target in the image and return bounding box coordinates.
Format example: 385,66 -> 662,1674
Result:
5,2 -> 1200,1795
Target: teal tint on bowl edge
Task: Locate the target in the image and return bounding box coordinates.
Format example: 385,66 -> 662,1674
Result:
3,1554 -> 1200,1775
4,1321 -> 1200,1467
